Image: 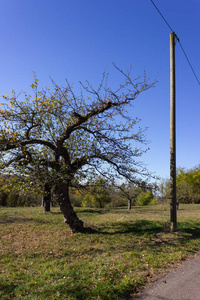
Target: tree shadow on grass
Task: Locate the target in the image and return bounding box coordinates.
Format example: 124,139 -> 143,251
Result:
179,222 -> 200,239
84,220 -> 200,241
83,220 -> 164,235
78,208 -> 110,215
108,220 -> 163,235
51,209 -> 107,215
0,282 -> 17,298
0,216 -> 52,225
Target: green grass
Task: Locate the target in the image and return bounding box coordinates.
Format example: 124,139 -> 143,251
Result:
0,204 -> 200,299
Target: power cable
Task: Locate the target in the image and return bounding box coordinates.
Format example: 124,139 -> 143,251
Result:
178,40 -> 200,85
150,0 -> 174,32
150,0 -> 200,86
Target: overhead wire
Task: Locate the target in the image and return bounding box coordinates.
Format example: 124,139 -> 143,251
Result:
150,0 -> 174,32
178,40 -> 200,85
150,0 -> 200,86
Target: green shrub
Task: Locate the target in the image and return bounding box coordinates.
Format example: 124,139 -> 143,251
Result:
137,191 -> 153,206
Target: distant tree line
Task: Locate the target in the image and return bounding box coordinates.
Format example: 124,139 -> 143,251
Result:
160,165 -> 200,204
2,165 -> 200,208
0,175 -> 42,207
0,174 -> 157,208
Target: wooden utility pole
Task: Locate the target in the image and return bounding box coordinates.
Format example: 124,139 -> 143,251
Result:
170,32 -> 177,232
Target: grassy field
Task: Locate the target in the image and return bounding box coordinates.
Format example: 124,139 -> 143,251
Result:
0,204 -> 200,299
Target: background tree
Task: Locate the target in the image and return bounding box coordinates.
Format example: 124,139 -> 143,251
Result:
160,165 -> 200,204
81,176 -> 111,208
176,166 -> 200,204
119,182 -> 141,210
0,66 -> 154,232
119,180 -> 157,209
42,183 -> 52,212
0,176 -> 8,206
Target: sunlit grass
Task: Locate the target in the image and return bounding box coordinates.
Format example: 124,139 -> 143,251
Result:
0,204 -> 200,299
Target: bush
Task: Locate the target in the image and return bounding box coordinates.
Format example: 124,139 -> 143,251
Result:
137,191 -> 153,206
151,197 -> 159,205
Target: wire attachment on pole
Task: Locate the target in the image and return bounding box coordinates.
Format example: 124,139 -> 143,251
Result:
150,0 -> 200,86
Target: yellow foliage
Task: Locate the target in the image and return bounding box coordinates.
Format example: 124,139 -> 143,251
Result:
75,189 -> 81,195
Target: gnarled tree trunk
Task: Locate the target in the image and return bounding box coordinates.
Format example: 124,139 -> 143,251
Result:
55,182 -> 84,233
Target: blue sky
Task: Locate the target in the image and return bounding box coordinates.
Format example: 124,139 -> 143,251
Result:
0,0 -> 199,181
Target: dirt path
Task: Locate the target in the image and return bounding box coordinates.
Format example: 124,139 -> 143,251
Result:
133,253 -> 200,300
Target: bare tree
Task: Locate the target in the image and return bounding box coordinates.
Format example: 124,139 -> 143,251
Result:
0,66 -> 155,232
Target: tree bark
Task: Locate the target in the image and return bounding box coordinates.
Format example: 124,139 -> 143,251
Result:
43,183 -> 51,212
55,182 -> 84,233
128,199 -> 132,210
44,197 -> 51,212
2,193 -> 7,206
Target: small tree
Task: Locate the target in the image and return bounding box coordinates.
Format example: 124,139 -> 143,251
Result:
119,182 -> 141,210
0,66 -> 154,232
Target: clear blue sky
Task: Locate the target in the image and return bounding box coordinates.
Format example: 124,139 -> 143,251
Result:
0,0 -> 199,181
